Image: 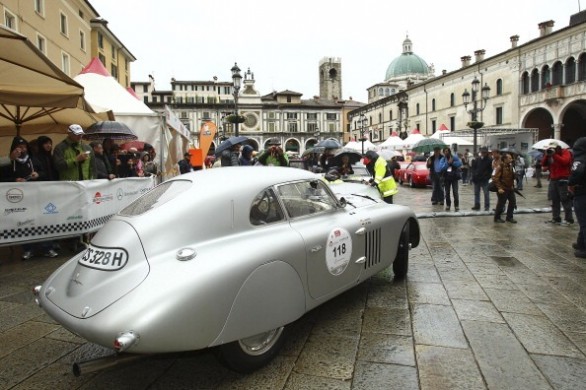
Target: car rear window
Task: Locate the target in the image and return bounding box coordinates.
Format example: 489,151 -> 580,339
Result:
119,180 -> 192,216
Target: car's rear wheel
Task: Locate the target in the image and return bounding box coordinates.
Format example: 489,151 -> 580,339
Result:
216,326 -> 286,373
393,223 -> 410,279
409,176 -> 414,188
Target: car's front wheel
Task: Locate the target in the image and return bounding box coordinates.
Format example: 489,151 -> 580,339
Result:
393,223 -> 410,279
216,326 -> 286,373
409,176 -> 414,188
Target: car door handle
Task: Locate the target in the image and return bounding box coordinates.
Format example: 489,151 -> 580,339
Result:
355,256 -> 366,264
310,245 -> 322,253
355,227 -> 366,235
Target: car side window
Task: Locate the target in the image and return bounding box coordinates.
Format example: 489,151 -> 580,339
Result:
249,188 -> 284,226
277,180 -> 337,219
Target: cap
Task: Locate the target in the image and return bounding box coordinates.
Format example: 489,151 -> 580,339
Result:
479,146 -> 488,152
68,124 -> 84,135
267,138 -> 281,146
548,141 -> 559,148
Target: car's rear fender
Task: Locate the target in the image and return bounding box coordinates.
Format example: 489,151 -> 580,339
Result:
210,260 -> 306,346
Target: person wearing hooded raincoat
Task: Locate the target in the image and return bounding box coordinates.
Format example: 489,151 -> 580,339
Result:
239,145 -> 255,166
363,150 -> 398,204
568,137 -> 586,258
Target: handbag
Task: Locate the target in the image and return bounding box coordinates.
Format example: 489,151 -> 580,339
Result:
488,181 -> 498,192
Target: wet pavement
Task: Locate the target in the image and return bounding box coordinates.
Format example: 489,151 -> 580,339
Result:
1,178 -> 585,389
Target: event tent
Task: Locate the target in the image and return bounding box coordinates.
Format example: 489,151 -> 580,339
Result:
378,131 -> 404,151
401,129 -> 426,150
74,58 -> 190,177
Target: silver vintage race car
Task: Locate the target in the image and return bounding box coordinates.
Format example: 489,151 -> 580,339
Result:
34,167 -> 420,374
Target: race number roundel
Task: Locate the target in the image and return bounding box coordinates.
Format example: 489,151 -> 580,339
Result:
326,228 -> 353,275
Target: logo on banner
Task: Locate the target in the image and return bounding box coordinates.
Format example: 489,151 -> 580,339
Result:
6,188 -> 23,203
17,219 -> 34,227
117,188 -> 124,200
93,192 -> 113,204
43,203 -> 58,214
4,207 -> 26,216
67,215 -> 82,221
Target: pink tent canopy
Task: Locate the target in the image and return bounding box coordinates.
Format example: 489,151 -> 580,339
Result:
438,123 -> 449,131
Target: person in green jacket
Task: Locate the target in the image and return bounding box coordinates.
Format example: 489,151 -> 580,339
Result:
363,150 -> 398,204
257,138 -> 289,166
53,124 -> 95,181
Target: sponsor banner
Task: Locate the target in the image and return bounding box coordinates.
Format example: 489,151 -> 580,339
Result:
0,177 -> 155,245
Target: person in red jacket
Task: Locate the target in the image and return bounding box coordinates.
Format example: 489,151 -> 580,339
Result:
542,141 -> 574,225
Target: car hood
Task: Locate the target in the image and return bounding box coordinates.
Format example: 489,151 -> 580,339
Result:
43,220 -> 149,318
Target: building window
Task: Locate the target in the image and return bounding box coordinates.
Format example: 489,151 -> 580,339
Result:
142,85 -> 148,93
152,96 -> 158,103
566,57 -> 576,84
551,61 -> 563,85
521,72 -> 530,94
36,34 -> 46,54
111,64 -> 118,79
431,99 -> 436,111
79,30 -> 86,51
416,103 -> 420,115
531,69 -> 539,92
60,13 -> 68,36
326,113 -> 337,120
450,93 -> 455,107
431,120 -> 436,133
287,96 -> 292,103
450,116 -> 455,130
268,112 -> 276,119
143,96 -> 148,104
496,79 -> 503,95
288,122 -> 298,132
268,122 -> 276,132
328,123 -> 336,132
378,113 -> 382,123
4,9 -> 17,30
579,54 -> 586,81
98,54 -> 106,66
496,107 -> 503,125
307,123 -> 318,133
98,32 -> 104,49
286,113 -> 297,120
541,65 -> 551,89
307,113 -> 317,120
389,110 -> 393,121
61,52 -> 70,75
34,0 -> 44,15
111,45 -> 116,58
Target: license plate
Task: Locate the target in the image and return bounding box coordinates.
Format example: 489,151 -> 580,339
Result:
78,245 -> 129,271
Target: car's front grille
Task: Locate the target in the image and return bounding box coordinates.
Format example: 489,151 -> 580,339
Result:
364,228 -> 381,269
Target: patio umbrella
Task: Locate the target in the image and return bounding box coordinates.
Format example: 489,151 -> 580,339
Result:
531,139 -> 570,150
411,138 -> 447,153
214,136 -> 249,157
84,121 -> 138,141
0,25 -> 109,136
316,138 -> 342,149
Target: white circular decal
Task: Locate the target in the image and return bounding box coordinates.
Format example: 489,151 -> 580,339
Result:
326,228 -> 353,275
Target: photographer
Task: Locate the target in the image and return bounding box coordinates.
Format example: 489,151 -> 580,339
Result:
542,141 -> 574,225
258,138 -> 289,166
53,124 -> 95,180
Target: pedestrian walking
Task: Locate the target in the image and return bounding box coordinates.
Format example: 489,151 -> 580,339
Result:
426,147 -> 444,205
533,152 -> 543,188
541,141 -> 574,225
568,137 -> 586,258
514,153 -> 526,190
471,146 -> 492,211
492,152 -> 517,223
439,147 -> 462,211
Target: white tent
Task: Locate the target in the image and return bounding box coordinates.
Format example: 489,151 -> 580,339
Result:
74,58 -> 190,178
345,140 -> 376,153
378,132 -> 404,150
441,135 -> 474,147
401,129 -> 426,150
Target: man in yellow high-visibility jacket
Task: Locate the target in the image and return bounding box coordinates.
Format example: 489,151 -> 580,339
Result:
363,150 -> 398,204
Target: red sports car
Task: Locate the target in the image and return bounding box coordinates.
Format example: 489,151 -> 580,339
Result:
393,161 -> 410,182
399,161 -> 431,188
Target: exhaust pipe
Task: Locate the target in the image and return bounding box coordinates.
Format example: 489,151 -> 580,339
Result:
73,353 -> 149,377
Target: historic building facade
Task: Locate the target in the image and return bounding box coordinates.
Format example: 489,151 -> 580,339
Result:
132,59 -> 362,154
349,11 -> 586,148
0,0 -> 135,85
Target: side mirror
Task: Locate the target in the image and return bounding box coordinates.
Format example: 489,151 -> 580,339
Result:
338,197 -> 347,208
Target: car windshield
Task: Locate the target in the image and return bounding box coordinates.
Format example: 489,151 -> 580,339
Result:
119,180 -> 191,216
277,180 -> 338,219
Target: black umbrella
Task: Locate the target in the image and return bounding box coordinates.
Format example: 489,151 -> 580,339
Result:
214,136 -> 249,157
514,188 -> 526,198
330,148 -> 362,166
316,138 -> 342,149
499,147 -> 519,155
84,121 -> 137,140
302,146 -> 324,157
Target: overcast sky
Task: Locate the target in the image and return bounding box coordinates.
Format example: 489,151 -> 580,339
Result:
93,0 -> 581,102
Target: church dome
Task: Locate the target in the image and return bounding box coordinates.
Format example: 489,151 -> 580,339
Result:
385,36 -> 429,80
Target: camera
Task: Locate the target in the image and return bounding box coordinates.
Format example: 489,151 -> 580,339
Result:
546,148 -> 555,155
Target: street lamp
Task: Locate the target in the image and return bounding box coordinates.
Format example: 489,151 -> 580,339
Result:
314,125 -> 320,142
231,62 -> 242,136
358,113 -> 369,155
462,76 -> 490,154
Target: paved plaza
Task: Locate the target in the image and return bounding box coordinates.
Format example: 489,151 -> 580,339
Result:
1,179 -> 585,389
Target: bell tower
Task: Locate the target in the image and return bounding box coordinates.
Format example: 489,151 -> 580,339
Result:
319,57 -> 342,100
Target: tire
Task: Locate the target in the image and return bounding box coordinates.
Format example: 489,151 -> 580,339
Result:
393,223 -> 410,279
409,176 -> 414,188
216,326 -> 286,373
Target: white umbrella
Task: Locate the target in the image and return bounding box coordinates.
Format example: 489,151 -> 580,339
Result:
379,149 -> 402,160
532,138 -> 570,150
401,129 -> 426,150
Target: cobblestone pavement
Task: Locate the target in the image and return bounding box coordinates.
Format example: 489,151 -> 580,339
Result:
1,178 -> 585,389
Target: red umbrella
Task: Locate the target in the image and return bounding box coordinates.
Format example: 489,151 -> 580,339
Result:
120,140 -> 146,151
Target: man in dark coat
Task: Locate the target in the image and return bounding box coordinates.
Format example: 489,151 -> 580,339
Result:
568,137 -> 586,258
471,147 -> 493,211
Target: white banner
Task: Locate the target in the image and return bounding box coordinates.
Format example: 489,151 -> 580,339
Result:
0,177 -> 155,245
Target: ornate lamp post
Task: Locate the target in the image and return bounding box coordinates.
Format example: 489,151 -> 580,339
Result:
358,113 -> 369,155
462,76 -> 490,154
231,63 -> 242,136
314,125 -> 320,143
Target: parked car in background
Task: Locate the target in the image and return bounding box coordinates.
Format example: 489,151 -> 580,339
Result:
399,161 -> 432,187
393,161 -> 410,182
35,167 -> 420,375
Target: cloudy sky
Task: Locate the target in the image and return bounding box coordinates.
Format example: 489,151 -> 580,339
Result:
94,0 -> 581,102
